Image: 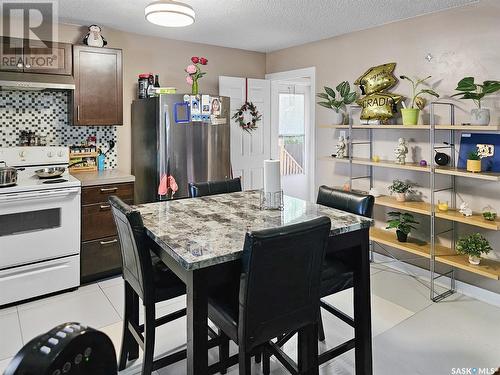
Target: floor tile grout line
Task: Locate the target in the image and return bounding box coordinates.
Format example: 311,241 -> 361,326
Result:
99,283 -> 124,320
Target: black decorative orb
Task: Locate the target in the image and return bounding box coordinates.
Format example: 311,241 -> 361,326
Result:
435,151 -> 450,166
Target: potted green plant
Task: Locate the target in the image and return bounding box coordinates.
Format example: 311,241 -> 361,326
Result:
388,179 -> 415,202
466,150 -> 482,173
386,211 -> 419,242
317,82 -> 358,125
399,75 -> 439,125
482,206 -> 497,222
452,77 -> 500,126
456,233 -> 492,265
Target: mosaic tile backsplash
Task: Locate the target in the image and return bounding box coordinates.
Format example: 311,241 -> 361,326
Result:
0,90 -> 118,168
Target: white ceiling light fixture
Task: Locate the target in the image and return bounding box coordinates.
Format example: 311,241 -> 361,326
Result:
145,1 -> 195,28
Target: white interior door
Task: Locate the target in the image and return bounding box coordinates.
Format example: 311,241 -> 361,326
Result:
219,76 -> 271,190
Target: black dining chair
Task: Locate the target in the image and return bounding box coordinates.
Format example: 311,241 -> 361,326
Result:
316,186 -> 374,358
211,216 -> 332,375
188,177 -> 242,198
109,196 -> 187,375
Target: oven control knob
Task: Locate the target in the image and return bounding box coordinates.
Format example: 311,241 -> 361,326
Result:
19,150 -> 26,158
47,151 -> 53,157
57,150 -> 64,157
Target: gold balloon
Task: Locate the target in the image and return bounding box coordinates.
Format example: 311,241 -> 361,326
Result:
354,62 -> 397,95
357,93 -> 402,120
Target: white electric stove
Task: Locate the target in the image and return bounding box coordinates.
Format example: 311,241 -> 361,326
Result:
0,146 -> 82,306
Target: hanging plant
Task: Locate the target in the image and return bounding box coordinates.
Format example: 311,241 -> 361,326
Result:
232,101 -> 261,133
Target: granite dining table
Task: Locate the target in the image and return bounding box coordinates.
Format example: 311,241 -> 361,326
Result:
136,190 -> 373,375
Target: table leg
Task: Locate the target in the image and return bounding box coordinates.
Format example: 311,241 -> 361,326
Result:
186,268 -> 209,375
353,228 -> 373,375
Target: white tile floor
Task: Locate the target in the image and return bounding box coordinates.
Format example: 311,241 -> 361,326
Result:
1,264 -> 499,375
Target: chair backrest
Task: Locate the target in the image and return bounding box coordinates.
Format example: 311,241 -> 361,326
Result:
108,196 -> 154,301
188,177 -> 242,198
238,216 -> 331,350
317,185 -> 374,218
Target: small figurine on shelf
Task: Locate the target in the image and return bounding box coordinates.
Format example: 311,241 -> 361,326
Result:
335,135 -> 347,159
459,202 -> 473,217
394,137 -> 408,165
82,25 -> 107,47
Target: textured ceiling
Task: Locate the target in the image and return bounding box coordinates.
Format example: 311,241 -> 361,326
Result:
58,0 -> 477,52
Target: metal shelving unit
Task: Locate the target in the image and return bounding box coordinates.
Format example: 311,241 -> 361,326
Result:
322,103 -> 500,301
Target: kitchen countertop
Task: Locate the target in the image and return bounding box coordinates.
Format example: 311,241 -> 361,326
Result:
71,170 -> 135,187
136,190 -> 373,270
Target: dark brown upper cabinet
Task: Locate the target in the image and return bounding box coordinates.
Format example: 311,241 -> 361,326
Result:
0,37 -> 72,75
73,45 -> 123,126
23,39 -> 72,75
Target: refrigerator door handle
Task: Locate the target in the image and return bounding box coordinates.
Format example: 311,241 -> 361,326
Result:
157,102 -> 172,201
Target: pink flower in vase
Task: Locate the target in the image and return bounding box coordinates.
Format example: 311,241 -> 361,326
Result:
186,75 -> 193,85
185,64 -> 197,74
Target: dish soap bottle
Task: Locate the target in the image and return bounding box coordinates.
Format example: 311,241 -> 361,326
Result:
97,148 -> 105,171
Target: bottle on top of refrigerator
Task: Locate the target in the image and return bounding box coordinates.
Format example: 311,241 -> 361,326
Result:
138,73 -> 149,99
154,74 -> 160,88
147,74 -> 155,97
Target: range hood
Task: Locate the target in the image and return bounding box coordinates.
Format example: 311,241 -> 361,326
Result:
0,72 -> 75,91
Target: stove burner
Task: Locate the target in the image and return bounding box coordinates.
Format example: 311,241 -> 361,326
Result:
42,179 -> 68,184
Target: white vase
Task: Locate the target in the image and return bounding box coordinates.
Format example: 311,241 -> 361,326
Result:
470,108 -> 490,126
395,192 -> 406,202
332,111 -> 344,125
468,255 -> 481,265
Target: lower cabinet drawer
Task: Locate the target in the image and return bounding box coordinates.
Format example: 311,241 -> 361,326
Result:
81,236 -> 122,283
82,199 -> 132,241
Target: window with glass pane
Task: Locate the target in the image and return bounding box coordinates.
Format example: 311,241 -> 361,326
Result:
279,93 -> 305,175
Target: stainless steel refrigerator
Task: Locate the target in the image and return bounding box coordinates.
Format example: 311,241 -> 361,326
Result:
131,94 -> 231,203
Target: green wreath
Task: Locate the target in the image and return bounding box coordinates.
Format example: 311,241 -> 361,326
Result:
232,101 -> 262,133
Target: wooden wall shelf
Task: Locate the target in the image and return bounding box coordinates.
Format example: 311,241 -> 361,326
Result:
375,195 -> 500,231
435,166 -> 500,181
320,156 -> 500,181
436,254 -> 500,280
320,124 -> 500,131
370,227 -> 500,280
321,156 -> 431,172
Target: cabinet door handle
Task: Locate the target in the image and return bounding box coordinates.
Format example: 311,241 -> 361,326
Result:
16,63 -> 23,68
100,187 -> 118,193
100,204 -> 111,210
77,105 -> 80,121
25,64 -> 31,68
100,239 -> 118,246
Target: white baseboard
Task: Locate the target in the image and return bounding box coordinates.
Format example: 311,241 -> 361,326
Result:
372,252 -> 500,308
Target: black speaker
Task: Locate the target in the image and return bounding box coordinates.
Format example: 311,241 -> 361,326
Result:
3,322 -> 117,375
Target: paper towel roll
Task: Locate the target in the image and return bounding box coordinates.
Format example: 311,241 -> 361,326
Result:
264,160 -> 281,193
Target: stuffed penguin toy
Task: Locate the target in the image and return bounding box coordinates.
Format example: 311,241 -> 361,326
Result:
83,25 -> 107,47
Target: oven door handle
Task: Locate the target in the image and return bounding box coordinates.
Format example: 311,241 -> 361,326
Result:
0,187 -> 80,203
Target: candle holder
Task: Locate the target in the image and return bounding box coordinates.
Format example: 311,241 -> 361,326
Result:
260,190 -> 284,210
